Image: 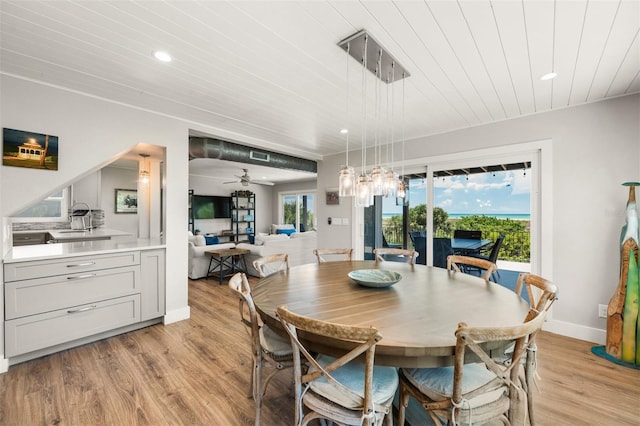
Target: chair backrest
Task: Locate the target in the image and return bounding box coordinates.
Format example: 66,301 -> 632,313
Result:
432,237 -> 453,268
453,229 -> 482,240
276,305 -> 383,423
228,272 -> 260,354
451,309 -> 548,420
411,236 -> 427,265
514,273 -> 558,319
374,248 -> 419,265
487,234 -> 506,263
447,254 -> 497,281
313,248 -> 353,263
253,253 -> 290,278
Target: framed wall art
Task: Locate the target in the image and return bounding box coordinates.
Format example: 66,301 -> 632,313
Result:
2,128 -> 59,170
326,188 -> 339,205
115,189 -> 138,213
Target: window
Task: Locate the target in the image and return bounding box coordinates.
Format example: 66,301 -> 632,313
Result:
12,188 -> 70,222
281,192 -> 315,232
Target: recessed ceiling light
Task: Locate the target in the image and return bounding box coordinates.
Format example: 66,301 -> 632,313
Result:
340,129 -> 348,134
153,50 -> 172,63
540,72 -> 557,81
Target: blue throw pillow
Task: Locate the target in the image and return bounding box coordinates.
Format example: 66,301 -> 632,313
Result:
276,228 -> 296,236
205,235 -> 219,245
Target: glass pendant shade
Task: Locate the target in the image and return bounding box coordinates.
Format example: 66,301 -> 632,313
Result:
356,174 -> 373,207
396,179 -> 406,199
370,166 -> 385,196
383,170 -> 397,198
338,165 -> 356,197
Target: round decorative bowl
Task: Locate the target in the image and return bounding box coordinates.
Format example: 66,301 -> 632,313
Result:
348,269 -> 402,288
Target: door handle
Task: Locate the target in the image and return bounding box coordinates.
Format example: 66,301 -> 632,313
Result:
67,305 -> 97,314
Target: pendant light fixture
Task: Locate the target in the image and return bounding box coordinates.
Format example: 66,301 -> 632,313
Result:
337,30 -> 410,205
139,153 -> 150,184
338,42 -> 355,197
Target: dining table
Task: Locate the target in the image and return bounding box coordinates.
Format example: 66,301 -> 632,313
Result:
450,238 -> 492,254
252,260 -> 530,368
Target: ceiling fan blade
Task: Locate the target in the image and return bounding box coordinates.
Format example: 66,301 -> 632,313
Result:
251,179 -> 275,186
223,180 -> 239,184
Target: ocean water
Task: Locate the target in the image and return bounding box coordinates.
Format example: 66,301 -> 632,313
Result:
382,212 -> 530,220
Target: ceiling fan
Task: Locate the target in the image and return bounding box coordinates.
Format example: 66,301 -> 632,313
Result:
223,168 -> 274,186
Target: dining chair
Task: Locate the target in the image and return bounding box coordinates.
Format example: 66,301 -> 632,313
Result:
512,273 -> 558,425
432,238 -> 454,268
397,307 -> 549,426
446,254 -> 497,281
253,253 -> 290,278
276,305 -> 399,426
228,273 -> 293,426
313,248 -> 353,263
374,247 -> 419,265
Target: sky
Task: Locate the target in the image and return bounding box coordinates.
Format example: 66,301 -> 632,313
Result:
384,169 -> 531,215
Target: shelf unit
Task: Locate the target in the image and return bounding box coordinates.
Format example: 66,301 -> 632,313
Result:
231,191 -> 255,243
188,190 -> 195,234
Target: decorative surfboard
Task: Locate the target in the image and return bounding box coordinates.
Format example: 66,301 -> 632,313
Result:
607,182 -> 640,364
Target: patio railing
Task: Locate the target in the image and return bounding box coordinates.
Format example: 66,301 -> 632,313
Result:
382,224 -> 530,262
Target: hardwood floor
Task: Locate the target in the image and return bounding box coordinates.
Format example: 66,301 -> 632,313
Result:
1,276 -> 638,425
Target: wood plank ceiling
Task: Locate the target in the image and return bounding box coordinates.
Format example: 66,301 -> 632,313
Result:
1,1 -> 638,166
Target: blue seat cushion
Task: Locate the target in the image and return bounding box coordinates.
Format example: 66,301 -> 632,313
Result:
402,364 -> 506,409
308,355 -> 399,410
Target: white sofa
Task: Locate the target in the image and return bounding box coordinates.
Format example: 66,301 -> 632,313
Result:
236,231 -> 318,277
188,233 -> 236,279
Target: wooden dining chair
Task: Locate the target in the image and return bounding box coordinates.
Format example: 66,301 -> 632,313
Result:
446,254 -> 497,281
313,248 -> 353,263
374,248 -> 419,265
253,253 -> 290,278
276,305 -> 399,426
228,273 -> 293,426
512,273 -> 558,425
398,308 -> 548,426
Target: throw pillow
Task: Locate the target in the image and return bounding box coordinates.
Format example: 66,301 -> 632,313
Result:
276,228 -> 296,236
205,235 -> 219,245
193,235 -> 206,246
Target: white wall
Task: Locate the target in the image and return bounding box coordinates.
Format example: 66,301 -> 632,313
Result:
318,94 -> 640,344
100,166 -> 139,236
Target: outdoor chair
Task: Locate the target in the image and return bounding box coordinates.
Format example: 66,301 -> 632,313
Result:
228,273 -> 293,426
469,234 -> 505,279
253,253 -> 290,278
374,248 -> 419,265
397,308 -> 549,426
447,254 -> 498,281
313,248 -> 353,263
432,238 -> 453,268
276,305 -> 398,426
453,229 -> 482,239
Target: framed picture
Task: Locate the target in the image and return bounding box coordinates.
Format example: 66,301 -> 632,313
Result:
2,128 -> 59,170
115,189 -> 138,213
326,188 -> 339,205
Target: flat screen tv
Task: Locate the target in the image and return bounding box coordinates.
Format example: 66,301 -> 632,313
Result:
193,195 -> 232,219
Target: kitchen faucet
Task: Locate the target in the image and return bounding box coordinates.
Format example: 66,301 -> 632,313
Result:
70,202 -> 92,230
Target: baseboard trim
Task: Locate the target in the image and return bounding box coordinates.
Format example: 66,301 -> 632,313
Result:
543,319 -> 605,345
164,305 -> 190,325
0,357 -> 9,374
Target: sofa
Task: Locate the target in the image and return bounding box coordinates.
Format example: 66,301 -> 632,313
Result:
188,233 -> 236,279
236,230 -> 318,277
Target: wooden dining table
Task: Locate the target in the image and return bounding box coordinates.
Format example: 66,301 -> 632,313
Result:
252,260 -> 531,368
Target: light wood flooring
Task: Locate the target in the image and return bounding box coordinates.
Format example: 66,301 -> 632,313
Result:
1,276 -> 638,425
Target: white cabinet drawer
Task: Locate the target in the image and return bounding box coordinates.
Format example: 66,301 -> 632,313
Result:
4,295 -> 141,357
4,251 -> 140,282
4,266 -> 140,320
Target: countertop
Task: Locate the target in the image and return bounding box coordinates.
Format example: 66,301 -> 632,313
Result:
48,228 -> 132,241
4,237 -> 166,263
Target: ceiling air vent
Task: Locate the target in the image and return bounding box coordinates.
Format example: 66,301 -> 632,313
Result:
249,151 -> 270,162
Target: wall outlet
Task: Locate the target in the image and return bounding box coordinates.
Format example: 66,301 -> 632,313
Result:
598,304 -> 608,318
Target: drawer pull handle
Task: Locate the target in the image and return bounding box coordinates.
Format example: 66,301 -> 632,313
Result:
67,273 -> 96,280
67,305 -> 97,314
66,262 -> 95,268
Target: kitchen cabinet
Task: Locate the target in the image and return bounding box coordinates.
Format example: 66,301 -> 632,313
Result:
3,247 -> 165,361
